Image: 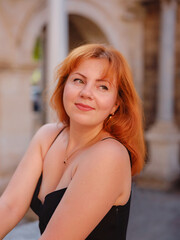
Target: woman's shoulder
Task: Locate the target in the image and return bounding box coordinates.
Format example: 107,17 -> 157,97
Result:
36,122 -> 64,139
97,137 -> 130,161
76,137 -> 131,199
34,122 -> 65,156
83,137 -> 131,171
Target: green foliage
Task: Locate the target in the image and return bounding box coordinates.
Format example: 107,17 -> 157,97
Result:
33,37 -> 43,61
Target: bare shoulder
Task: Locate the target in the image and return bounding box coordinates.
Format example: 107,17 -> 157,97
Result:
34,122 -> 64,142
36,122 -> 64,137
78,138 -> 131,187
72,137 -> 131,204
32,122 -> 65,156
86,138 -> 131,170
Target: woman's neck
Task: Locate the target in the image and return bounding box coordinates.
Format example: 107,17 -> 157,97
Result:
66,122 -> 104,153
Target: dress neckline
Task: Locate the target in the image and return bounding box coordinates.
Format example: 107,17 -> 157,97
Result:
35,134 -> 132,207
40,187 -> 67,205
36,174 -> 131,208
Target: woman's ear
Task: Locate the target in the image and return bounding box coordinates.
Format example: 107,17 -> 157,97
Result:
111,100 -> 120,115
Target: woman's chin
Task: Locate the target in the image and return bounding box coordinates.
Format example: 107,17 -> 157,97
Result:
70,118 -> 103,129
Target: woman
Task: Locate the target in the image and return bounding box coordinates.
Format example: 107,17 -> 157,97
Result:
0,44 -> 145,240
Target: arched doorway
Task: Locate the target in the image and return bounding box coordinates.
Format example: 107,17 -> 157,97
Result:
69,14 -> 109,50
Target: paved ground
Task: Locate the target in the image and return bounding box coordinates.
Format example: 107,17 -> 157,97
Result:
127,185 -> 180,240
4,184 -> 180,240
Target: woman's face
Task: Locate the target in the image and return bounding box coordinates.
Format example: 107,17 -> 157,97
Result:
63,58 -> 119,128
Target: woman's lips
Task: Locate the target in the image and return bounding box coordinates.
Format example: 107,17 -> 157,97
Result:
75,103 -> 95,111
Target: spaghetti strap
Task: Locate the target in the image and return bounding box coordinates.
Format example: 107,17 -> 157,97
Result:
36,126 -> 66,196
101,137 -> 132,167
30,126 -> 67,214
48,126 -> 67,149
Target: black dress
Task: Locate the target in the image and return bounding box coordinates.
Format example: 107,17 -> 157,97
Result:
30,131 -> 131,239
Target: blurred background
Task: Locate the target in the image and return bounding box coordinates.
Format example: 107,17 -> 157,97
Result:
0,0 -> 180,239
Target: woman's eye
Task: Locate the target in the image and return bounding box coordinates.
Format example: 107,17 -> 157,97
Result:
99,85 -> 109,91
73,78 -> 84,84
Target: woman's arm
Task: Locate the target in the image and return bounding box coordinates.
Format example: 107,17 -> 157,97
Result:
40,139 -> 131,240
0,123 -> 60,239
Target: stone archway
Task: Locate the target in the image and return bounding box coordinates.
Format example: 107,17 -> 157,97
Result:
67,0 -> 120,49
20,7 -> 48,64
69,14 -> 109,50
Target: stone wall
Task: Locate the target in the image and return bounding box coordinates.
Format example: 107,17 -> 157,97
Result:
0,0 -> 47,192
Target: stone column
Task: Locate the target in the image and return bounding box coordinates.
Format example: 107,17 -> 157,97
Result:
121,2 -> 145,99
144,0 -> 180,184
47,0 -> 68,122
157,0 -> 177,123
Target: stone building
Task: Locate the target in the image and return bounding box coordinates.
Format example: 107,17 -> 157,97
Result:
0,0 -> 180,193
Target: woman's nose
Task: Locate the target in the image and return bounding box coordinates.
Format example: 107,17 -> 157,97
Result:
79,84 -> 94,99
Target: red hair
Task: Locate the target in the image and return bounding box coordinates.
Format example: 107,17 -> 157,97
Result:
50,44 -> 146,176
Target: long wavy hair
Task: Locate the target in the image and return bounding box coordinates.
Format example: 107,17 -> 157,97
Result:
50,43 -> 146,176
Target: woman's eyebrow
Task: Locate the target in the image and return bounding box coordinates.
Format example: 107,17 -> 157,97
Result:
72,73 -> 112,85
96,79 -> 112,85
96,79 -> 109,82
72,72 -> 86,78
